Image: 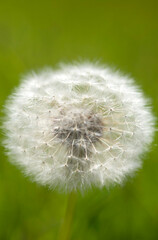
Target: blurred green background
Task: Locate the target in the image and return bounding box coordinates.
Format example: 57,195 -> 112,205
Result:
0,0 -> 158,239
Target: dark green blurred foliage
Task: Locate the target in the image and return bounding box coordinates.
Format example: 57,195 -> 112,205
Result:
0,0 -> 158,239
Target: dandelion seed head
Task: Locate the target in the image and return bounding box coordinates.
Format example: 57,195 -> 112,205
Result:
2,63 -> 155,192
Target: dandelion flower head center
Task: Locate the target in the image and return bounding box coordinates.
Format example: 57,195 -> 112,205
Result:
52,107 -> 104,170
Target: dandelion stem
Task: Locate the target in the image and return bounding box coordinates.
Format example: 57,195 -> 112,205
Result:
58,192 -> 77,240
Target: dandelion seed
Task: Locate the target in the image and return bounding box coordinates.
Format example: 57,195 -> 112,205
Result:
2,62 -> 155,192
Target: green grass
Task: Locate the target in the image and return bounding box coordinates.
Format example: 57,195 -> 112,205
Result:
0,0 -> 158,239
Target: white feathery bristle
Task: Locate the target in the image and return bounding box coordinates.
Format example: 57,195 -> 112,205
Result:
2,63 -> 155,192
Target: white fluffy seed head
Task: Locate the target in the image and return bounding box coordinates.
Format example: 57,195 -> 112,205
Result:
2,63 -> 155,192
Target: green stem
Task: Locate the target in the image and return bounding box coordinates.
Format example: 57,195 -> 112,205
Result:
58,192 -> 77,240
